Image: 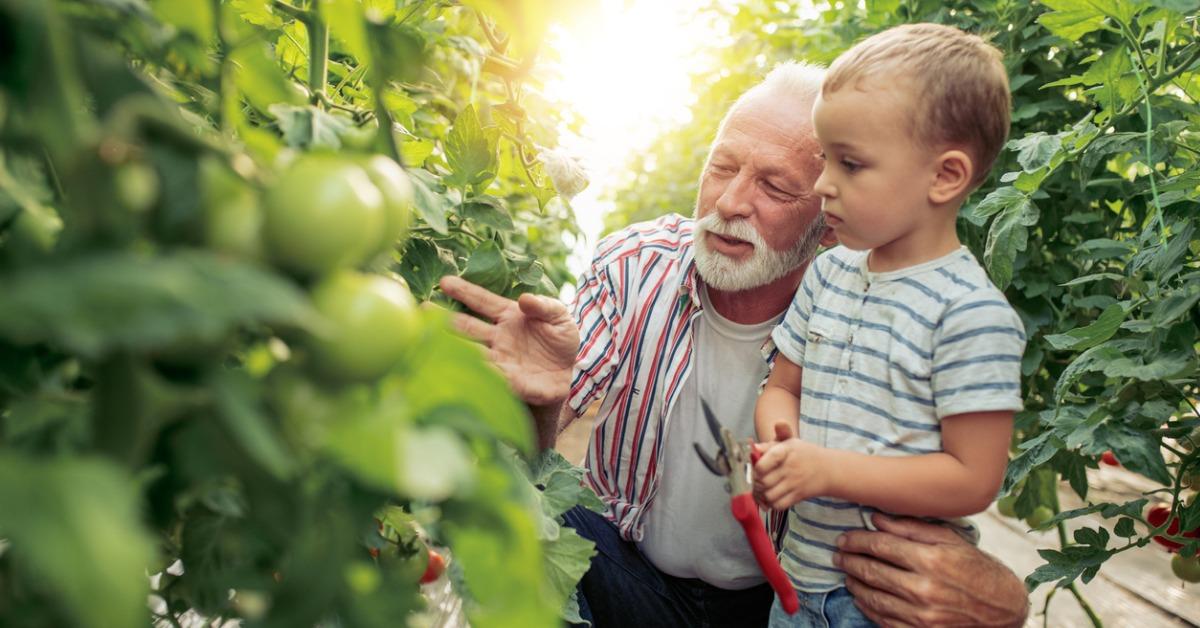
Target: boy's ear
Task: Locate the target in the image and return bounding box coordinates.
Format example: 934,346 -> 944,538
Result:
929,149 -> 974,205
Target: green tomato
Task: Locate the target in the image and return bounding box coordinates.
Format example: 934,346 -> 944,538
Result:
200,157 -> 264,261
340,125 -> 378,153
996,495 -> 1018,518
8,203 -> 62,252
357,155 -> 414,259
306,271 -> 420,384
115,162 -> 160,213
1171,554 -> 1200,583
1025,506 -> 1055,529
263,156 -> 383,276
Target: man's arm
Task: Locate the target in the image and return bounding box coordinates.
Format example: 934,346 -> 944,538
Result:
530,400 -> 579,451
836,513 -> 1029,627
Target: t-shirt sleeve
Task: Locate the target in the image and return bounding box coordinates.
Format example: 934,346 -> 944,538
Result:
566,255 -> 623,417
769,256 -> 822,366
931,291 -> 1027,420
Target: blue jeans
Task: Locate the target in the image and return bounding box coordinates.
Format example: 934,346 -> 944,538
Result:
767,588 -> 876,628
563,505 -> 773,628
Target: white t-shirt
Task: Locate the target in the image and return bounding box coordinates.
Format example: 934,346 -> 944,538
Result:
638,285 -> 782,589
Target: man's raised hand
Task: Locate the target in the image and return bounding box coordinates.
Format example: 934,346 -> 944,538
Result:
438,276 -> 579,406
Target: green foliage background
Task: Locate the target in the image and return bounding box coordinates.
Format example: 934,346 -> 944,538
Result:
610,0 -> 1200,605
0,0 -> 599,627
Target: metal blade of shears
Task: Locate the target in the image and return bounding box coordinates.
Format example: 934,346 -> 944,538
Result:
700,398 -> 725,447
693,442 -> 730,477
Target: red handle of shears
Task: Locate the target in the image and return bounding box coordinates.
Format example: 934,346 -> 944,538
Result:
738,444 -> 799,614
731,493 -> 798,614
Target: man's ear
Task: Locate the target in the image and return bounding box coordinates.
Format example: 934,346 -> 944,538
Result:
929,149 -> 974,205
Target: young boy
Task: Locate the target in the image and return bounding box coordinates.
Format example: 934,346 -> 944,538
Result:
752,23 -> 1025,627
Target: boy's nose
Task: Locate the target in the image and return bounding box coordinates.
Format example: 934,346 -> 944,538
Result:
813,169 -> 836,199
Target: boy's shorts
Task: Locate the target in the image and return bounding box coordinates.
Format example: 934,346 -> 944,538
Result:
768,587 -> 876,628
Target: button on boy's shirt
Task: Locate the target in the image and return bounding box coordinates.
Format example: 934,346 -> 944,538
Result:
766,245 -> 1026,592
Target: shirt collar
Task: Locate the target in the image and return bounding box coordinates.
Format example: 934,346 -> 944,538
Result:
677,227 -> 704,309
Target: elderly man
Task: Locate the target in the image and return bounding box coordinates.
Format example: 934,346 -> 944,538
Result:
441,63 -> 1029,627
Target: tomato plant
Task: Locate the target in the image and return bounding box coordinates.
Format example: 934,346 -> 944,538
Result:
0,1 -> 597,627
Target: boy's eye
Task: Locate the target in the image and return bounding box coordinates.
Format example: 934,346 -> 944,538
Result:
841,159 -> 862,173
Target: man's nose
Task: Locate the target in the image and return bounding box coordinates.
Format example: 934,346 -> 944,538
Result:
714,172 -> 754,220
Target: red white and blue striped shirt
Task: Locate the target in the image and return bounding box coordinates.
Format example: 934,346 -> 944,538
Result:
567,214 -> 786,544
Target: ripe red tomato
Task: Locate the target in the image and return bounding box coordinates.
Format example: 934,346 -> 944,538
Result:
1100,451 -> 1119,466
419,549 -> 445,584
1146,503 -> 1200,552
262,155 -> 384,276
305,271 -> 420,384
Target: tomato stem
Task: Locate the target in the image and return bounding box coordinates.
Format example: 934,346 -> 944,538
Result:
307,16 -> 329,108
212,0 -> 235,134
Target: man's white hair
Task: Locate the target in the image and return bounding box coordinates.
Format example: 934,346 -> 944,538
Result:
716,61 -> 827,137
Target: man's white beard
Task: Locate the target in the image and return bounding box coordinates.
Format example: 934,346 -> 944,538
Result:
693,212 -> 825,291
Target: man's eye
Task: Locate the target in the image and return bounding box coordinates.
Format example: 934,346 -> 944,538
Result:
710,164 -> 735,175
815,152 -> 827,161
763,181 -> 795,199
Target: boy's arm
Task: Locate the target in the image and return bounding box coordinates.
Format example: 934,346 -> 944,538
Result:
756,410 -> 1012,517
754,356 -> 803,443
824,410 -> 1012,517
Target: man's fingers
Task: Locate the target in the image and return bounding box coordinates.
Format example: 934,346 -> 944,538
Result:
835,529 -> 923,574
517,292 -> 568,321
448,312 -> 496,346
439,275 -> 511,320
870,512 -> 967,546
842,573 -> 923,626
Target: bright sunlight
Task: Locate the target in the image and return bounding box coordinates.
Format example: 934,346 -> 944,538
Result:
543,0 -> 726,274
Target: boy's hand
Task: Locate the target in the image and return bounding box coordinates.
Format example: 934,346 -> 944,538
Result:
753,437 -> 830,511
752,421 -> 795,458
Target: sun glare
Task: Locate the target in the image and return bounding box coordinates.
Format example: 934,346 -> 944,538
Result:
543,1 -> 725,278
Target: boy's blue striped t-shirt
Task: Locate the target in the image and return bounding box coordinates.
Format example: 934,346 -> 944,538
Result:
768,245 -> 1026,592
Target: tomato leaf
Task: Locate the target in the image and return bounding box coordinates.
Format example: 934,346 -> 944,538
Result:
1044,302 -> 1128,350
982,191 -> 1039,289
0,251 -> 318,358
406,168 -> 450,234
0,454 -> 155,628
462,240 -> 510,295
444,105 -> 500,192
269,104 -> 352,149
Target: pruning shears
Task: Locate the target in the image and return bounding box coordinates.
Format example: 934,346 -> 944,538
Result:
693,399 -> 800,615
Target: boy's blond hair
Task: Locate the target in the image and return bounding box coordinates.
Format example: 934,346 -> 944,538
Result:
824,23 -> 1010,188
